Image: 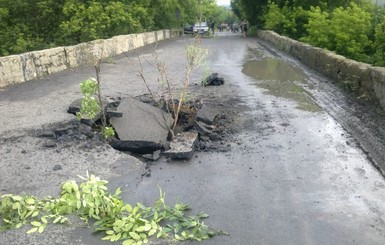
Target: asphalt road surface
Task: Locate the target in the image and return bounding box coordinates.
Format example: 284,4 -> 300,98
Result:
1,32 -> 385,245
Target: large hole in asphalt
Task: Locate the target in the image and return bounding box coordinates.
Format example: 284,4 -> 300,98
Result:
37,74 -> 234,163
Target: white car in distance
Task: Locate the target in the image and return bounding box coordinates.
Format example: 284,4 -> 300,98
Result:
193,21 -> 209,34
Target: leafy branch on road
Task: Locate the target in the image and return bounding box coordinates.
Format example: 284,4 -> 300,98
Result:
0,173 -> 226,244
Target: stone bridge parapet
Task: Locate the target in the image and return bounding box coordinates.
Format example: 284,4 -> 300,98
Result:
258,30 -> 385,109
0,29 -> 180,88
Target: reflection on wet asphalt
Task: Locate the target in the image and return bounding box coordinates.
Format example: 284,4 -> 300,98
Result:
242,57 -> 321,112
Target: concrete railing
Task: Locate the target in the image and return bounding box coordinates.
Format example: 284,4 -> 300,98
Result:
258,30 -> 385,109
0,29 -> 180,89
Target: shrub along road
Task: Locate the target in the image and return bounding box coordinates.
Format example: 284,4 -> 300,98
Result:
1,32 -> 385,244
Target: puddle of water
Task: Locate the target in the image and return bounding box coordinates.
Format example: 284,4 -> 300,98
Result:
243,58 -> 306,82
242,58 -> 321,112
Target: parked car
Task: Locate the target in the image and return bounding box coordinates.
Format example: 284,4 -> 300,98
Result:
193,21 -> 209,34
183,24 -> 194,34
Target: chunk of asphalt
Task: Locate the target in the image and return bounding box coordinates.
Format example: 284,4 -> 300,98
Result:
110,96 -> 173,153
194,121 -> 213,136
142,150 -> 162,161
37,130 -> 55,138
106,110 -> 123,118
164,131 -> 198,159
67,98 -> 82,115
196,103 -> 219,125
202,73 -> 218,85
109,139 -> 163,154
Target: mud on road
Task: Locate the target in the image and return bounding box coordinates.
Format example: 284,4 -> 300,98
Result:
1,32 -> 385,244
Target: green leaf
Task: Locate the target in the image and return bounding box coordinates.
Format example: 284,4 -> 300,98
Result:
122,204 -> 132,213
148,228 -> 157,237
11,195 -> 23,201
41,216 -> 48,223
175,234 -> 183,241
25,197 -> 35,205
198,212 -> 209,218
122,239 -> 135,245
38,225 -> 45,233
26,227 -> 38,234
129,232 -> 141,240
31,221 -> 41,227
101,235 -> 112,241
53,217 -> 61,224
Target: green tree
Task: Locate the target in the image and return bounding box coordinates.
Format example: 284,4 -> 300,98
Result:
301,3 -> 372,62
329,3 -> 372,61
373,15 -> 385,66
58,0 -> 152,45
264,1 -> 307,39
299,6 -> 331,49
231,0 -> 268,27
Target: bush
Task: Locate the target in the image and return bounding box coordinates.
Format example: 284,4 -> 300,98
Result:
300,6 -> 331,50
329,3 -> 372,62
248,26 -> 258,36
373,15 -> 385,66
301,3 -> 371,63
264,0 -> 307,39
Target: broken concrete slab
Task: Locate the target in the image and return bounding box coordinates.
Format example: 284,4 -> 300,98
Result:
142,150 -> 161,161
106,110 -> 123,118
196,103 -> 220,125
67,98 -> 83,115
109,139 -> 163,154
110,96 -> 173,153
194,121 -> 213,136
164,131 -> 198,159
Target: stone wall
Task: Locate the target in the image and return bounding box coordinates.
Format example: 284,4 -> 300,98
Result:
258,30 -> 385,109
0,29 -> 180,88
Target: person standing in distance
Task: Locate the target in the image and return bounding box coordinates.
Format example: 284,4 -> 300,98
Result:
241,19 -> 249,38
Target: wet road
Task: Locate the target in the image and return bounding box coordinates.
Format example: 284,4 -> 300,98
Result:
1,32 -> 385,244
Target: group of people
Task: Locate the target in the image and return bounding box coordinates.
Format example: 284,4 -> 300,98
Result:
209,19 -> 250,38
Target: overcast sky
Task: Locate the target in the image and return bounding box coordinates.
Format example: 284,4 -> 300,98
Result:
216,0 -> 230,6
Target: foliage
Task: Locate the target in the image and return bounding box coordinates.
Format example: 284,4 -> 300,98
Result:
231,0 -> 269,27
329,3 -> 372,62
373,15 -> 385,66
0,173 -> 224,243
264,1 -> 314,39
58,0 -> 151,45
0,0 -> 222,56
231,0 -> 385,65
299,6 -> 332,49
264,1 -> 308,39
77,63 -> 115,140
77,78 -> 101,121
300,3 -> 372,62
247,26 -> 259,37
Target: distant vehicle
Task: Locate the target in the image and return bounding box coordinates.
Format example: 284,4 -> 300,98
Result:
232,23 -> 240,32
184,24 -> 194,34
193,21 -> 209,34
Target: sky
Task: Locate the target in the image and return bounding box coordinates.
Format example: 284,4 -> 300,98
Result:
216,0 -> 230,6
